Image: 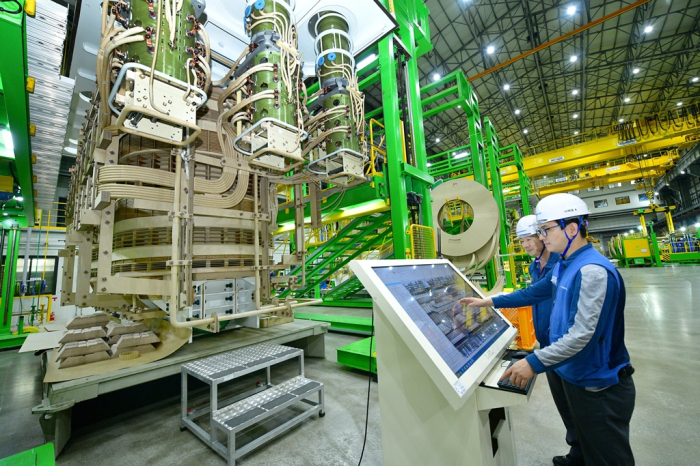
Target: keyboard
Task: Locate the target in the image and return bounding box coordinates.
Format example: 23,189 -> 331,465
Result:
496,359 -> 534,395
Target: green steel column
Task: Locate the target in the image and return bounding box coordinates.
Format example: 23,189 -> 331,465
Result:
379,34 -> 409,258
649,223 -> 662,267
512,146 -> 531,215
457,79 -> 487,187
484,118 -> 512,288
1,225 -> 22,347
0,10 -> 35,224
404,24 -> 433,227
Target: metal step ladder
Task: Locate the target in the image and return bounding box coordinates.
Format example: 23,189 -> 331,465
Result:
278,211 -> 392,299
181,344 -> 324,466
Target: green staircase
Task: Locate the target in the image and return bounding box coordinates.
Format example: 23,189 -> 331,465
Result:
279,211 -> 392,300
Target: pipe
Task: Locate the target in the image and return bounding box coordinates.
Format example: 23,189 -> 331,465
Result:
468,0 -> 652,82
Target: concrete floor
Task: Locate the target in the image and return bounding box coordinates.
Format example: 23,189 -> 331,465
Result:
1,265 -> 699,465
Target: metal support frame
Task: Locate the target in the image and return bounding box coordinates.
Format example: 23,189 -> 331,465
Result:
0,10 -> 35,224
484,118 -> 513,289
0,225 -> 27,349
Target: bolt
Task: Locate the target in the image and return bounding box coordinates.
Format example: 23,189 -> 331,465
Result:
101,287 -> 107,292
105,220 -> 110,225
82,295 -> 86,298
106,211 -> 111,215
103,250 -> 109,255
84,270 -> 88,274
102,277 -> 107,282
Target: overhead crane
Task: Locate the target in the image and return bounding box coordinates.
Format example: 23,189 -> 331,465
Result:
499,107 -> 700,192
535,151 -> 678,197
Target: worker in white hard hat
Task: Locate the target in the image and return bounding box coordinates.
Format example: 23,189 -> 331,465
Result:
510,214 -> 560,347
460,193 -> 635,466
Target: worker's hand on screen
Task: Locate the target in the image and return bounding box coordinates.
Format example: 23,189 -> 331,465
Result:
458,297 -> 494,308
501,358 -> 535,388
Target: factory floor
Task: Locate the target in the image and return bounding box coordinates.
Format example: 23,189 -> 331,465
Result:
1,265 -> 699,465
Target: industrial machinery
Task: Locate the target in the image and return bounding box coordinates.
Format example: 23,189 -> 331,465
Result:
57,0 -> 398,376
658,228 -> 700,264
608,233 -> 657,267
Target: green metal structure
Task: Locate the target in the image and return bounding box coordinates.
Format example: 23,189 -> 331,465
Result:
0,7 -> 35,225
0,225 -> 27,349
0,443 -> 55,466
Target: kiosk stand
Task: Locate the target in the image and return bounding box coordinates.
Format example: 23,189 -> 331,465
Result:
351,259 -> 536,466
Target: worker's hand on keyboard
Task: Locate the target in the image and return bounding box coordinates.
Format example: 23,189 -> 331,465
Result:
501,358 -> 535,388
458,297 -> 494,308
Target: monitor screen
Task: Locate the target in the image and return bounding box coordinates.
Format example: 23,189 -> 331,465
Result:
372,263 -> 511,377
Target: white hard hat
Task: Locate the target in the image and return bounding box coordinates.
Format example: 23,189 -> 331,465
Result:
516,215 -> 538,238
535,193 -> 590,225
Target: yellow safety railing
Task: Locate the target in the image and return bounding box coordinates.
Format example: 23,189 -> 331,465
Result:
408,225 -> 436,260
326,218 -> 393,288
368,119 -> 386,178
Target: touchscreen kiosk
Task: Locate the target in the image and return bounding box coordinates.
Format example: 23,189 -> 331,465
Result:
351,259 -> 529,466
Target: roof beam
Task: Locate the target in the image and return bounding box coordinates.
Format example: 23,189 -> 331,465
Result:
467,0 -> 653,82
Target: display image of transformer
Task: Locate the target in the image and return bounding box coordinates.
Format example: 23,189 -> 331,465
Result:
373,264 -> 510,377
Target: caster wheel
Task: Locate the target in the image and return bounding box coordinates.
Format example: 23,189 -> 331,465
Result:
319,411 -> 326,418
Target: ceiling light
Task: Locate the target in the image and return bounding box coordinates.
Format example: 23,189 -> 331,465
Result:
514,109 -> 521,115
2,213 -> 7,217
574,131 -> 579,135
619,118 -> 624,123
523,129 -> 529,134
677,102 -> 683,107
572,89 -> 579,95
629,230 -> 634,234
2,129 -> 13,152
681,227 -> 687,232
693,77 -> 699,83
624,97 -> 630,103
696,223 -> 700,228
644,25 -> 653,33
452,152 -> 456,155
486,45 -> 495,54
458,105 -> 462,108
567,5 -> 576,15
681,170 -> 686,174
454,152 -> 469,159
503,84 -> 510,91
654,191 -> 659,195
543,175 -> 547,179
433,73 -> 440,81
427,162 -> 432,167
638,226 -> 643,230
356,54 -> 377,70
573,113 -> 579,119
435,138 -> 440,143
632,68 -> 640,74
570,55 -> 578,63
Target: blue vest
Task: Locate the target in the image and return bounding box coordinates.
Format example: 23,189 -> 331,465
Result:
550,246 -> 630,386
528,252 -> 560,347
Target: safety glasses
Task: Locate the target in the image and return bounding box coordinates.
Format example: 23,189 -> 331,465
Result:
536,224 -> 563,237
